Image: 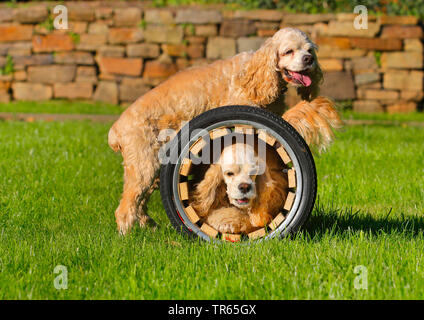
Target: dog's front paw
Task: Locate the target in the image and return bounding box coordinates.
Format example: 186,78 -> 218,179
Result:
115,205 -> 138,235
249,211 -> 273,228
138,215 -> 158,230
216,223 -> 238,234
116,217 -> 134,235
207,218 -> 245,234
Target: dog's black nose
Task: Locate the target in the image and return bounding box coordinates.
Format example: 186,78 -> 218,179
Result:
303,54 -> 314,65
238,183 -> 251,193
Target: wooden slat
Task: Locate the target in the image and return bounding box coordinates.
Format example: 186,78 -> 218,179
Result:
190,138 -> 206,155
210,127 -> 230,140
200,223 -> 218,238
179,182 -> 189,200
222,233 -> 241,242
258,130 -> 276,146
184,206 -> 200,223
234,125 -> 254,135
248,228 -> 266,240
269,213 -> 285,230
276,146 -> 292,164
284,191 -> 295,211
288,168 -> 296,188
179,158 -> 192,176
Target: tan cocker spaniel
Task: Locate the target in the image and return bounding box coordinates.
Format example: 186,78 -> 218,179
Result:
108,27 -> 342,234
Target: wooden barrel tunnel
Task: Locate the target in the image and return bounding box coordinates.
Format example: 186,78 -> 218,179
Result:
177,124 -> 297,242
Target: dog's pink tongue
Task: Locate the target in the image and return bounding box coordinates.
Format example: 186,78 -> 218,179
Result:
290,71 -> 312,87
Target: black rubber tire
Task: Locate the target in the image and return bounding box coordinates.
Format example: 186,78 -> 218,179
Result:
160,105 -> 317,241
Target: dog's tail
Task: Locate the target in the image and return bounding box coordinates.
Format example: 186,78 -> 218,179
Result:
282,96 -> 343,153
108,125 -> 121,152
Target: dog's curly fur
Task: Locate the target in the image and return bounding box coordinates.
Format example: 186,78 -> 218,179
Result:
190,144 -> 288,234
108,27 -> 338,234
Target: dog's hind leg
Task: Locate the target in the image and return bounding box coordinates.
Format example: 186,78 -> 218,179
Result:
114,128 -> 161,234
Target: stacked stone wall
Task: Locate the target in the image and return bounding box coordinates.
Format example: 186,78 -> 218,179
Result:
0,1 -> 422,113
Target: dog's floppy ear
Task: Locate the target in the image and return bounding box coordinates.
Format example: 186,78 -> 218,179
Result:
297,47 -> 323,101
192,164 -> 227,217
238,37 -> 281,106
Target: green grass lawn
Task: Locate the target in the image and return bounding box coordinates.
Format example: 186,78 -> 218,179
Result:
0,100 -> 124,115
0,118 -> 423,300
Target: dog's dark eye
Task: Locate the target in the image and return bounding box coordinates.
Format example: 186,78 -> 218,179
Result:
284,49 -> 293,55
226,172 -> 234,176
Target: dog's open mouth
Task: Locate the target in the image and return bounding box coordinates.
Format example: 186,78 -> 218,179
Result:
235,198 -> 250,205
283,69 -> 312,87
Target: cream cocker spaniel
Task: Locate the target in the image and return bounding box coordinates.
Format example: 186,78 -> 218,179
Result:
191,142 -> 288,234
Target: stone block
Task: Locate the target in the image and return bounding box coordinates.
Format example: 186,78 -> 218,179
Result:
119,81 -> 150,102
353,100 -> 383,113
93,81 -> 118,104
381,26 -> 423,39
113,8 -> 142,27
320,71 -> 356,100
76,34 -> 107,51
54,51 -> 95,65
354,72 -> 380,86
404,39 -> 423,52
13,70 -> 27,81
88,22 -> 109,35
233,10 -> 283,21
54,82 -> 93,99
386,101 -> 417,113
11,54 -> 53,67
175,9 -> 222,24
143,59 -> 178,86
364,89 -> 399,100
108,28 -> 143,44
126,43 -> 160,58
220,19 -> 256,37
379,15 -> 418,25
207,37 -> 236,59
0,9 -> 13,23
315,36 -> 351,49
319,59 -> 343,71
32,34 -> 74,52
381,51 -> 423,69
317,46 -> 366,59
13,5 -> 48,23
161,44 -> 187,57
0,24 -> 33,42
346,56 -> 378,71
187,44 -> 204,59
283,13 -> 335,24
98,45 -> 125,57
68,4 -> 95,22
96,7 -> 113,20
144,25 -> 183,44
27,65 -> 76,84
350,37 -> 402,51
96,56 -> 143,76
144,10 -> 174,25
12,82 -> 52,101
400,90 -> 424,101
236,37 -> 265,53
383,70 -> 423,91
324,21 -> 380,38
195,25 -> 218,37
